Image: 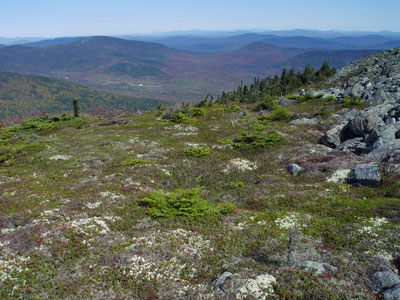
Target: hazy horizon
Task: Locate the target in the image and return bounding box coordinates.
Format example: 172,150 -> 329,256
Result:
1,0 -> 399,38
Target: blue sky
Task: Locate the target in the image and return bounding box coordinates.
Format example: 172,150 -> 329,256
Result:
0,0 -> 399,37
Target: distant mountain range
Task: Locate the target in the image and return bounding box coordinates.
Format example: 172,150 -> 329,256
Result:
0,70 -> 164,123
273,49 -> 380,70
0,36 -> 378,101
125,33 -> 400,53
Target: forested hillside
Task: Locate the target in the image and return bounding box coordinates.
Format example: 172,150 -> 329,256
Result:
0,71 -> 164,123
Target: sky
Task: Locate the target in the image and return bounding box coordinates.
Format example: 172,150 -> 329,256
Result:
0,0 -> 399,37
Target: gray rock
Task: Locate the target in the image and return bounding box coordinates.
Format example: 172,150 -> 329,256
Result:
371,123 -> 400,150
368,140 -> 400,162
289,118 -> 319,125
346,111 -> 384,137
352,163 -> 381,186
320,124 -> 346,148
336,137 -> 367,155
383,287 -> 400,300
372,271 -> 400,293
297,261 -> 338,276
287,163 -> 305,176
277,97 -> 296,107
212,271 -> 232,296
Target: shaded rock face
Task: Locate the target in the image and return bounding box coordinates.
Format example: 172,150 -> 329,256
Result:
320,103 -> 400,162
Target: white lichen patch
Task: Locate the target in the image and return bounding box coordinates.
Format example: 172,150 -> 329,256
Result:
158,165 -> 171,176
326,169 -> 352,183
48,155 -> 72,161
173,124 -> 198,132
131,228 -> 212,259
0,254 -> 30,282
184,142 -> 206,148
212,144 -> 233,151
32,208 -> 61,225
236,274 -> 276,300
170,124 -> 199,136
222,158 -> 258,174
122,179 -> 152,191
86,201 -> 102,209
1,228 -> 16,235
67,216 -> 120,235
275,213 -> 307,230
99,191 -> 125,200
358,217 -> 388,237
122,229 -> 212,285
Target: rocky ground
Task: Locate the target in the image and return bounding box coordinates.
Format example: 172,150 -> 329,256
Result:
0,96 -> 399,299
1,48 -> 400,299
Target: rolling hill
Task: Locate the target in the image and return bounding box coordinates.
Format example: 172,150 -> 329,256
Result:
0,70 -> 164,123
25,37 -> 85,47
0,36 -> 313,101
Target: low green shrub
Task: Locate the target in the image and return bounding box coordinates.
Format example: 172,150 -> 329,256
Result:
218,138 -> 234,145
191,108 -> 207,116
269,107 -> 292,122
339,96 -> 365,109
233,131 -> 283,149
315,108 -> 333,120
0,115 -> 80,164
170,112 -> 196,124
122,157 -> 152,167
184,146 -> 210,157
138,188 -> 235,219
253,98 -> 277,112
229,181 -> 244,188
221,105 -> 241,113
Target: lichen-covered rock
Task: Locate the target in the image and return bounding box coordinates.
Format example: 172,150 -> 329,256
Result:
297,261 -> 338,276
212,272 -> 232,296
326,169 -> 352,183
289,118 -> 319,125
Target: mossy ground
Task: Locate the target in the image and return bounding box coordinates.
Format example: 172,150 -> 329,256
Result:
0,102 -> 399,299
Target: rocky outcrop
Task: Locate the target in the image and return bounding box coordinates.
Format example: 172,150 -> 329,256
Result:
314,47 -> 400,105
320,103 -> 400,162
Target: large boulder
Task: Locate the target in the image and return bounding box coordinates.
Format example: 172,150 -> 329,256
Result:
367,140 -> 400,162
351,163 -> 381,186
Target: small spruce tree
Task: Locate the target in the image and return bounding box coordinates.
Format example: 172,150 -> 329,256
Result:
73,99 -> 80,118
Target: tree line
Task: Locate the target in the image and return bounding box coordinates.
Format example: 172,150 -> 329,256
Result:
216,62 -> 336,104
